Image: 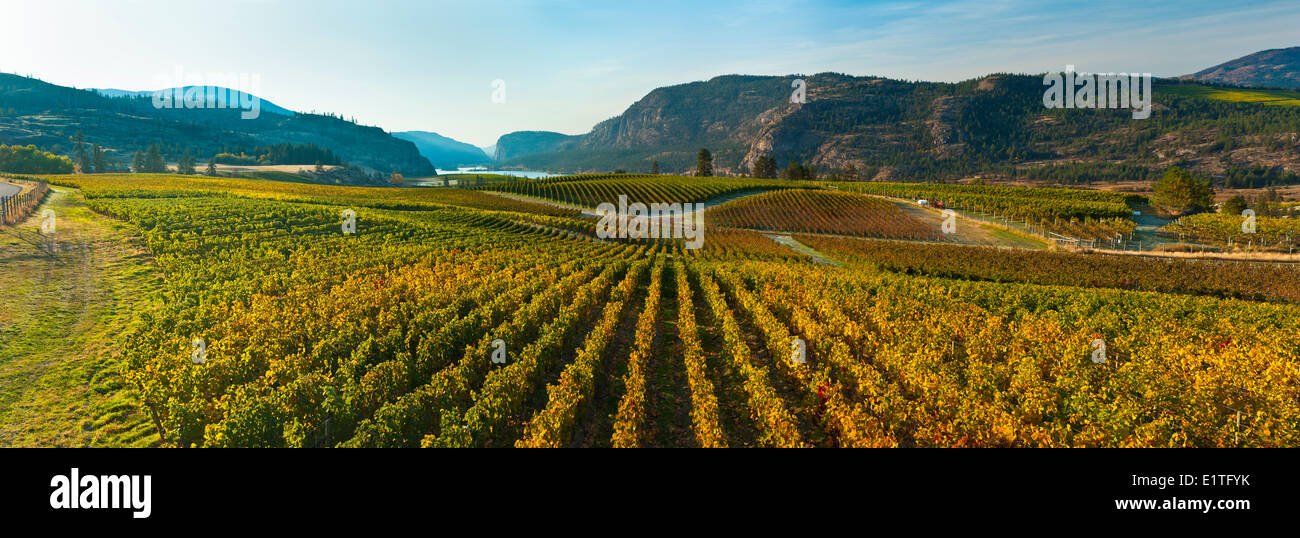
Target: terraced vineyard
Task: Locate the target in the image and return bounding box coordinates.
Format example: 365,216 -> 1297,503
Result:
836,181 -> 1140,221
1161,213 -> 1300,251
708,189 -> 936,239
45,173 -> 581,218
483,173 -> 795,208
1043,217 -> 1136,242
801,235 -> 1300,303
9,173 -> 1300,447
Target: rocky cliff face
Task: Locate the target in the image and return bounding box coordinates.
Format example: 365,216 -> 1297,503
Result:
495,72 -> 969,174
493,131 -> 582,161
577,75 -> 789,151
500,66 -> 1300,180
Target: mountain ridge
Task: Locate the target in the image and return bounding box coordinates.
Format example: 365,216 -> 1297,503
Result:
1184,47 -> 1300,89
90,86 -> 298,117
391,130 -> 490,168
0,73 -> 434,179
491,67 -> 1300,185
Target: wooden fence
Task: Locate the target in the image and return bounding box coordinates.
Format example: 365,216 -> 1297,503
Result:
0,178 -> 51,225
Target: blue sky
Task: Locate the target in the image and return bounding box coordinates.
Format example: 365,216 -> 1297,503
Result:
3,0 -> 1298,147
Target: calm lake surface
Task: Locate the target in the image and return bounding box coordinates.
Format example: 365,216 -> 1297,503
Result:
434,168 -> 556,179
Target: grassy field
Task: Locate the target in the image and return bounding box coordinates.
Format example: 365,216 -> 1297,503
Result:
1161,84 -> 1300,107
0,188 -> 160,446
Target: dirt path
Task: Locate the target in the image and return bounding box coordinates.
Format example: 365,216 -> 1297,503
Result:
764,234 -> 842,266
885,197 -> 1049,249
0,188 -> 160,447
645,263 -> 694,447
1129,212 -> 1181,248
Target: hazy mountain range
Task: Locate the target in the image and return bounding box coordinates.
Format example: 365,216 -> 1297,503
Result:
3,47 -> 1298,184
391,130 -> 490,168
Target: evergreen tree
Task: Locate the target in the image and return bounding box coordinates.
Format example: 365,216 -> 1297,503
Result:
73,130 -> 90,173
1251,187 -> 1285,217
130,150 -> 146,173
752,155 -> 778,179
177,150 -> 196,175
696,148 -> 713,177
651,161 -> 659,174
781,160 -> 813,180
144,144 -> 167,173
1220,195 -> 1247,216
205,159 -> 218,176
91,144 -> 107,173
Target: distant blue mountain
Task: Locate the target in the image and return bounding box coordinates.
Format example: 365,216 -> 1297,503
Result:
392,130 -> 491,168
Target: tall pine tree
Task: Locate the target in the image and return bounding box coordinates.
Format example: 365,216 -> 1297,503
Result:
73,130 -> 90,173
177,150 -> 196,175
752,155 -> 777,179
143,144 -> 167,173
131,150 -> 146,173
91,144 -> 107,173
696,148 -> 713,177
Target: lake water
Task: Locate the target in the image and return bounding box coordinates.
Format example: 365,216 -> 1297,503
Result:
434,168 -> 556,179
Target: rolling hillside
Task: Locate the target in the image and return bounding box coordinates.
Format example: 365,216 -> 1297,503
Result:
1185,47 -> 1300,89
0,73 -> 435,178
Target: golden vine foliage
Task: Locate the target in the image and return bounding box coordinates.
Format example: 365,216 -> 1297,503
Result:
47,172 -> 1300,448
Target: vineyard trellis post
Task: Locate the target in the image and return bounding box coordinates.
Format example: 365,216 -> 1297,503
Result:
0,178 -> 51,226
